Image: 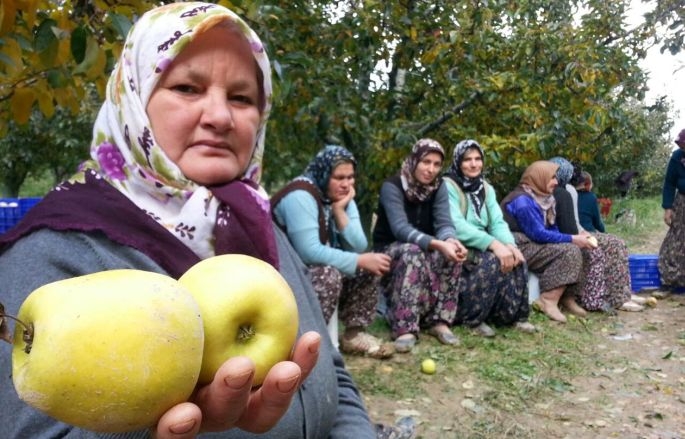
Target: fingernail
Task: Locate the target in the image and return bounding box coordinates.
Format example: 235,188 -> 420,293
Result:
277,374 -> 300,393
225,369 -> 254,389
170,419 -> 196,435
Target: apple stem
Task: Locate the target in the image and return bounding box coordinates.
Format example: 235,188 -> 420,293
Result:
0,312 -> 34,353
237,325 -> 255,343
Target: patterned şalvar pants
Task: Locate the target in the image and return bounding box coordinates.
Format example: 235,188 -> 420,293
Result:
659,192 -> 685,288
378,242 -> 462,339
308,265 -> 379,328
454,249 -> 530,328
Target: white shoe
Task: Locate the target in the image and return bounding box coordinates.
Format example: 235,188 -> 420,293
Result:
619,301 -> 645,312
630,296 -> 648,305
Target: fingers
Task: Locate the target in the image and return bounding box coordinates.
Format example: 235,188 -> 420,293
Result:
235,361 -> 303,433
192,356 -> 255,432
289,331 -> 320,381
238,331 -> 319,432
153,402 -> 202,439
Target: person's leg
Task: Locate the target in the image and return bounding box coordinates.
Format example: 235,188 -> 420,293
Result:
339,272 -> 394,358
423,251 -> 461,345
307,265 -> 342,323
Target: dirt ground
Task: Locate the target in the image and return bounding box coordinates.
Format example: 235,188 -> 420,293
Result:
345,228 -> 685,439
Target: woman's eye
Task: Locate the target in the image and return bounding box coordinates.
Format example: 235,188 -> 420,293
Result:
230,94 -> 255,105
172,84 -> 197,94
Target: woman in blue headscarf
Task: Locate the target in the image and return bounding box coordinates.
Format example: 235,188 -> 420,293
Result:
272,145 -> 395,359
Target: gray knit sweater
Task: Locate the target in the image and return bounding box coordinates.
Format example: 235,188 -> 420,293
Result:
0,227 -> 374,439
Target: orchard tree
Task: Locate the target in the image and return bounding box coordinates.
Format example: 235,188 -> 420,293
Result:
1,0 -> 683,215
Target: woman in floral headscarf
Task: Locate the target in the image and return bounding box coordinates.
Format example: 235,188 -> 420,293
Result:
549,156 -> 642,313
0,3 -> 378,438
271,145 -> 394,359
372,138 -> 467,353
444,140 -> 535,336
500,161 -> 590,322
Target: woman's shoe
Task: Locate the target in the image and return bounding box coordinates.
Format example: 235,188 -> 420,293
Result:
619,301 -> 645,312
341,332 -> 395,359
629,295 -> 648,305
427,326 -> 460,346
514,321 -> 537,333
471,322 -> 496,337
560,296 -> 588,317
394,334 -> 417,353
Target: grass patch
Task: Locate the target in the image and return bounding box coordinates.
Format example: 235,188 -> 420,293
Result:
604,195 -> 664,252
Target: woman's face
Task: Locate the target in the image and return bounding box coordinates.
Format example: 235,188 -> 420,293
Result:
459,148 -> 483,178
327,162 -> 355,202
147,25 -> 261,186
414,152 -> 443,185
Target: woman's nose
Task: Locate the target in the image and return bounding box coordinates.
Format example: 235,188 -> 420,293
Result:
200,93 -> 234,131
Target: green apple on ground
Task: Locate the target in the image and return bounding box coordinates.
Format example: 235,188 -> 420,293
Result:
179,254 -> 299,386
9,270 -> 204,433
421,358 -> 437,375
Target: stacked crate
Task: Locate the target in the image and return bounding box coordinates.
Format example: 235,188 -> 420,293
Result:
0,198 -> 41,234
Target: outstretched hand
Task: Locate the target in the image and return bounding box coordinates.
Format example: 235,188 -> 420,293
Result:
153,331 -> 321,439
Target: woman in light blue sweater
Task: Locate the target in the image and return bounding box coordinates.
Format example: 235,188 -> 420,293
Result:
443,140 -> 535,336
271,145 -> 394,359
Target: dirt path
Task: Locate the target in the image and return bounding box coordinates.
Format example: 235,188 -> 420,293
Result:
345,225 -> 685,439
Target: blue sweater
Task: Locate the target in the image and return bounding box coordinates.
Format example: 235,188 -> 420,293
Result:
505,194 -> 572,244
662,149 -> 685,209
272,190 -> 367,276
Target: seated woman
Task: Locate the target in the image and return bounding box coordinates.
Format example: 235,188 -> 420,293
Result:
372,138 -> 467,352
576,171 -> 606,233
500,161 -> 591,322
443,139 -> 535,336
550,157 -> 643,313
271,145 -> 394,359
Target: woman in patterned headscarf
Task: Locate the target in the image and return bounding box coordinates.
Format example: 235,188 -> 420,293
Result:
550,157 -> 644,313
372,138 -> 467,353
500,161 -> 590,322
0,3 -> 379,438
272,145 -> 394,359
443,140 -> 535,336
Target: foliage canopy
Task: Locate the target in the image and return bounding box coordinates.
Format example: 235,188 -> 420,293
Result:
1,0 -> 683,214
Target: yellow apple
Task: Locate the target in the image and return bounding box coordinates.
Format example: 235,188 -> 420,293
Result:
179,254 -> 299,386
11,270 -> 204,433
421,358 -> 437,375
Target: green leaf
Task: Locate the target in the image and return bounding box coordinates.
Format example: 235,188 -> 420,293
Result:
108,13 -> 132,40
71,26 -> 87,64
661,351 -> 672,360
34,19 -> 58,53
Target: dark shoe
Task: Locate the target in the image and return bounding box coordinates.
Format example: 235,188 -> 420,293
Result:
394,334 -> 417,353
427,326 -> 460,346
471,322 -> 496,337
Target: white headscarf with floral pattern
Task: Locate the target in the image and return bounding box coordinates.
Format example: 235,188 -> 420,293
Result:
80,2 -> 272,259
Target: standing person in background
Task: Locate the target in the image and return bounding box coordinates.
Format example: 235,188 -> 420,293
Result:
271,145 -> 394,359
372,138 -> 466,353
658,128 -> 685,291
549,157 -> 643,313
0,3 -> 378,438
443,139 -> 535,336
576,171 -> 606,233
500,161 -> 590,323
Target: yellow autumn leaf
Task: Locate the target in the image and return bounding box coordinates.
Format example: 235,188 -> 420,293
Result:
11,87 -> 36,124
86,48 -> 107,80
0,38 -> 24,75
36,81 -> 55,118
0,0 -> 15,35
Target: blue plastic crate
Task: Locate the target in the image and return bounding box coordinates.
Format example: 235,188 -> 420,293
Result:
628,254 -> 661,292
0,197 -> 41,234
